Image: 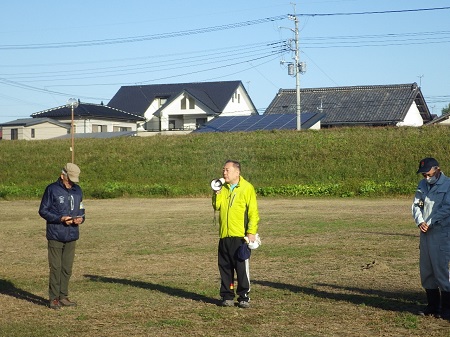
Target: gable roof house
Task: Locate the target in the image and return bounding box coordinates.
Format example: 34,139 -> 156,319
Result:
31,102 -> 145,136
0,118 -> 70,141
107,81 -> 257,133
424,112 -> 450,126
264,83 -> 432,127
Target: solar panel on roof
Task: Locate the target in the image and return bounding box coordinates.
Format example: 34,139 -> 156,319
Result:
193,113 -> 321,133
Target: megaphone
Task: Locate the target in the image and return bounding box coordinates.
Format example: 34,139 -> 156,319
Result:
210,178 -> 225,191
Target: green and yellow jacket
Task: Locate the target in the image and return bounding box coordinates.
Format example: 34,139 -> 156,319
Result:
212,176 -> 259,238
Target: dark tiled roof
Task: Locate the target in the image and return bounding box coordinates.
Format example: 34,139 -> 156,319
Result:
193,113 -> 325,133
265,83 -> 432,126
0,117 -> 70,129
108,81 -> 252,115
31,102 -> 145,121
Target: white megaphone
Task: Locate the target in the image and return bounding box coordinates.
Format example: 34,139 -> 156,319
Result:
210,178 -> 225,191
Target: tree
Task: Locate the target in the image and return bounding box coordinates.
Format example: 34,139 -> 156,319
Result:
443,103 -> 450,115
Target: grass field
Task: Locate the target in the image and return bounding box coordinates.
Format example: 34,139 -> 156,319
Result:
1,197 -> 450,337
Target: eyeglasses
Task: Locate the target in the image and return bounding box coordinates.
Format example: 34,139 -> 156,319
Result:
422,167 -> 438,177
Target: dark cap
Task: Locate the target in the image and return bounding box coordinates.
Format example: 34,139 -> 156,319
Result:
237,242 -> 251,261
417,157 -> 439,174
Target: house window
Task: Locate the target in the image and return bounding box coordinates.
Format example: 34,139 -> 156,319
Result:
11,128 -> 18,140
93,125 -> 107,133
181,96 -> 195,110
31,129 -> 35,138
232,91 -> 239,103
196,118 -> 207,129
158,97 -> 167,107
113,126 -> 131,132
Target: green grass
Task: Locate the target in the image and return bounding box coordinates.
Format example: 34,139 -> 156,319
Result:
1,126 -> 450,199
1,198 -> 450,337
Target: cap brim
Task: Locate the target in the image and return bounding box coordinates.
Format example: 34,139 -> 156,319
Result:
417,167 -> 432,174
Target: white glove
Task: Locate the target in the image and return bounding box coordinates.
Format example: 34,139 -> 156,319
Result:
244,233 -> 261,250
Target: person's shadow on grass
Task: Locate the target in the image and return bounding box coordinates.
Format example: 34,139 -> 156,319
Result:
84,274 -> 218,305
253,279 -> 422,314
0,279 -> 48,307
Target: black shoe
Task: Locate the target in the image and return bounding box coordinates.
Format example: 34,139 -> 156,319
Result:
441,309 -> 450,320
418,306 -> 440,317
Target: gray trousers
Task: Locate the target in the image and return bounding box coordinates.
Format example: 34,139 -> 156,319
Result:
420,223 -> 450,291
48,240 -> 76,300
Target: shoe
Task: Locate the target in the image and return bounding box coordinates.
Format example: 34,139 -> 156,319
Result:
220,299 -> 235,307
49,299 -> 61,310
59,297 -> 77,307
238,301 -> 250,309
418,306 -> 440,317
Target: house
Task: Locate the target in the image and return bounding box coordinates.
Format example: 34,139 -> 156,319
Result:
424,112 -> 450,126
193,112 -> 326,133
264,83 -> 432,127
31,102 -> 145,135
107,81 -> 257,132
0,118 -> 70,140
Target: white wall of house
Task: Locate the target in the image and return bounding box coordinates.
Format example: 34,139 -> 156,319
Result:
309,120 -> 321,130
144,93 -> 215,131
221,85 -> 255,116
143,87 -> 255,131
2,122 -> 68,140
396,103 -> 424,127
57,118 -> 138,133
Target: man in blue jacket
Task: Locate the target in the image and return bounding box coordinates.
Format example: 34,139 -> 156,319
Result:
39,163 -> 85,310
412,157 -> 450,320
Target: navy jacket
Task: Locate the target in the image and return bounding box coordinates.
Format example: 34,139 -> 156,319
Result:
39,178 -> 85,242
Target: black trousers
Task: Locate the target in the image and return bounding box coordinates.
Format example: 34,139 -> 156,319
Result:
218,237 -> 250,302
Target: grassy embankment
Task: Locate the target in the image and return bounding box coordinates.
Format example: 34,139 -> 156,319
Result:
0,126 -> 448,199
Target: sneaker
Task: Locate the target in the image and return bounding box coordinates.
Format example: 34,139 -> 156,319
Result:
49,299 -> 61,310
59,298 -> 77,307
220,299 -> 235,307
238,301 -> 250,309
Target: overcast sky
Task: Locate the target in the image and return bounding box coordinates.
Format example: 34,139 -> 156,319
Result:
0,0 -> 449,123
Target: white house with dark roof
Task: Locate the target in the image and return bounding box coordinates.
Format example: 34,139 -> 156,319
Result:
0,118 -> 70,141
31,102 -> 146,135
107,81 -> 257,132
264,83 -> 432,127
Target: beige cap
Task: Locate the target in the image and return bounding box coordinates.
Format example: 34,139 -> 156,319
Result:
63,163 -> 81,183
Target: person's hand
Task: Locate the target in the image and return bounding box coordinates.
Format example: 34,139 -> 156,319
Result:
72,216 -> 83,225
246,233 -> 256,242
61,216 -> 73,225
419,222 -> 429,233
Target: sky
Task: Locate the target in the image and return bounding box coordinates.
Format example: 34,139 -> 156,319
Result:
0,0 -> 449,124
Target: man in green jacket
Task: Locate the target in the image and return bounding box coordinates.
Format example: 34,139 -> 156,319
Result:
212,160 -> 259,308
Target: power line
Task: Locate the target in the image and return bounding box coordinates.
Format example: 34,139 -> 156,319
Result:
0,16 -> 286,50
1,6 -> 448,50
294,6 -> 450,17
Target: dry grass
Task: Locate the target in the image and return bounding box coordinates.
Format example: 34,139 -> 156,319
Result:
1,198 -> 450,337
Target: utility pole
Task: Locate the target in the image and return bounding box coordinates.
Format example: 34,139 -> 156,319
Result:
288,12 -> 301,130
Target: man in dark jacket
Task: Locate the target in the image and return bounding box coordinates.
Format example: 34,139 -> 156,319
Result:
39,163 -> 85,309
